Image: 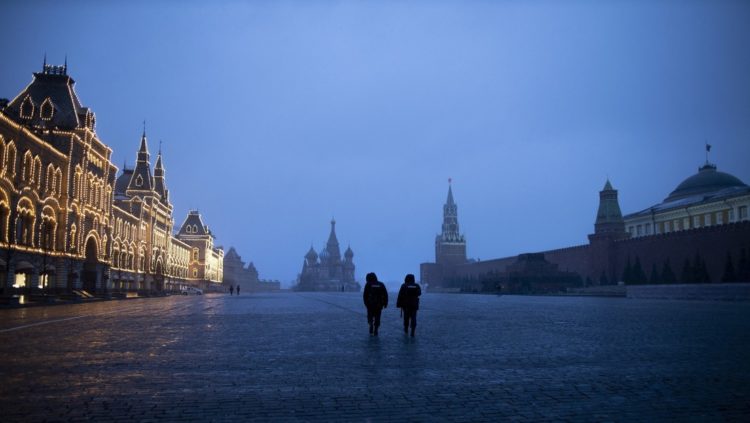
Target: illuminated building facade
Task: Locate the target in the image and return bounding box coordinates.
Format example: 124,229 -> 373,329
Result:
295,219 -> 359,292
175,210 -> 223,287
0,63 -> 223,295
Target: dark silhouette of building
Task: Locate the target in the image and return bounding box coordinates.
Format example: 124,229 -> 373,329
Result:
223,246 -> 280,292
421,159 -> 750,292
295,219 -> 360,291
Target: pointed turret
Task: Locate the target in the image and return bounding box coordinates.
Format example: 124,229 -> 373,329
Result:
594,179 -> 625,234
153,143 -> 169,202
344,245 -> 354,260
127,127 -> 154,193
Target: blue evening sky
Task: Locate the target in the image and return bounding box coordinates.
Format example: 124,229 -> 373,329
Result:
2,1 -> 749,288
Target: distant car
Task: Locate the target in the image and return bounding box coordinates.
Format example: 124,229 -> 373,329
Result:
182,287 -> 203,295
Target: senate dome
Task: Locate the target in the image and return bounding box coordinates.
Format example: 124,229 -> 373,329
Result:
664,163 -> 747,202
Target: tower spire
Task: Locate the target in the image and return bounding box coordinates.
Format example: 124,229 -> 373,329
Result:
127,126 -> 154,192
154,140 -> 168,202
435,180 -> 466,265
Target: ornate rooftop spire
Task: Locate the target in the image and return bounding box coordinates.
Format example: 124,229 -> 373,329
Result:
127,126 -> 154,192
154,141 -> 168,202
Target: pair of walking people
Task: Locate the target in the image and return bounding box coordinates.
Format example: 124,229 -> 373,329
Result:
362,272 -> 422,337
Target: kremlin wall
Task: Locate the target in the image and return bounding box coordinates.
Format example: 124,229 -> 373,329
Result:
422,162 -> 750,293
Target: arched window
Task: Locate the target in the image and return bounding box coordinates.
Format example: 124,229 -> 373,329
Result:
45,164 -> 55,194
139,248 -> 146,271
135,174 -> 143,187
5,142 -> 16,177
15,198 -> 36,246
39,207 -> 56,251
22,151 -> 33,182
33,156 -> 42,188
192,248 -> 199,261
73,166 -> 82,198
69,223 -> 77,251
55,168 -> 62,196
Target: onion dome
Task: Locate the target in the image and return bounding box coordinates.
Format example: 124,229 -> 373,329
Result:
305,245 -> 318,261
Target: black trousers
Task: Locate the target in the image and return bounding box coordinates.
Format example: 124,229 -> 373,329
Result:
367,306 -> 383,328
403,307 -> 417,329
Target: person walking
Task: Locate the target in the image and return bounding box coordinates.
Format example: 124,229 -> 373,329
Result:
236,285 -> 240,296
363,272 -> 388,336
229,285 -> 234,296
396,274 -> 421,337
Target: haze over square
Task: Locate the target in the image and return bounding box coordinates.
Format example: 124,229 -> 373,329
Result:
1,1 -> 749,286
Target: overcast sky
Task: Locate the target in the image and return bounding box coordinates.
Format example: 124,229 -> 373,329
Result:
2,1 -> 749,288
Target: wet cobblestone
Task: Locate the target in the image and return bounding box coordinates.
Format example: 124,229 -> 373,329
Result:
1,293 -> 749,421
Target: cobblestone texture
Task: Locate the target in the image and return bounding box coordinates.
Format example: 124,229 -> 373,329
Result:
1,293 -> 749,422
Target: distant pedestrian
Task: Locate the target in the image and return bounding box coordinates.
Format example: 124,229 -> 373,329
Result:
363,272 -> 388,336
236,285 -> 240,296
229,285 -> 234,296
396,274 -> 421,337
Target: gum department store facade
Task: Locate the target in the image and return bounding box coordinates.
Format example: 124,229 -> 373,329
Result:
0,63 -> 223,295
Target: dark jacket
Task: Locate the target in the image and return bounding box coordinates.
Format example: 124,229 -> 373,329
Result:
396,282 -> 421,310
363,281 -> 388,309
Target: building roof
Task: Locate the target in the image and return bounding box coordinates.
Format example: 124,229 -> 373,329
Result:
625,163 -> 749,219
5,63 -> 92,131
664,163 -> 747,202
114,168 -> 134,198
225,247 -> 241,260
178,210 -> 211,236
595,179 -> 624,225
127,131 -> 154,192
